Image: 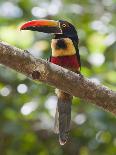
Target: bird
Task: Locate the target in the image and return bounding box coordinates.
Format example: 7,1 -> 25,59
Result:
20,19 -> 81,145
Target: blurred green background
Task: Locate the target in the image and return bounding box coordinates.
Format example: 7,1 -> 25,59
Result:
0,0 -> 116,155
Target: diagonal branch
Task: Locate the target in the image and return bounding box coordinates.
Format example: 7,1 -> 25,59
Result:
0,41 -> 116,115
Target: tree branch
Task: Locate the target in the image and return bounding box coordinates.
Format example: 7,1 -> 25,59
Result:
0,41 -> 116,115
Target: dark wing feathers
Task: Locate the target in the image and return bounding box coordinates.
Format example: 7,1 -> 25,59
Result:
72,40 -> 81,69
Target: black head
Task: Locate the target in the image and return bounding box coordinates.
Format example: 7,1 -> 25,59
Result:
55,20 -> 78,41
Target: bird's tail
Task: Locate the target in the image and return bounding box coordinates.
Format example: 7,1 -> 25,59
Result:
54,89 -> 72,145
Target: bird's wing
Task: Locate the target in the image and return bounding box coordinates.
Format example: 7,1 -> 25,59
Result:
72,40 -> 81,69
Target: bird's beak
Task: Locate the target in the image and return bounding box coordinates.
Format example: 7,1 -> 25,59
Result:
20,20 -> 62,34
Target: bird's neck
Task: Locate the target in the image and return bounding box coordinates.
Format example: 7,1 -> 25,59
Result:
54,34 -> 78,41
51,38 -> 76,57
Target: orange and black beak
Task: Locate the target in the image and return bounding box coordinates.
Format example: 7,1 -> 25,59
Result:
20,20 -> 62,34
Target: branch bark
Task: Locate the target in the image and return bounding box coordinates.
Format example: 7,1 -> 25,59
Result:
0,41 -> 116,115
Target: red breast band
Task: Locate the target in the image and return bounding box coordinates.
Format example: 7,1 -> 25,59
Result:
50,55 -> 80,69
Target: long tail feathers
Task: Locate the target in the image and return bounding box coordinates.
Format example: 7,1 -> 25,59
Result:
54,91 -> 72,145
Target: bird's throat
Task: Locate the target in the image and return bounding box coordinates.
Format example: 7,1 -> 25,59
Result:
51,38 -> 76,57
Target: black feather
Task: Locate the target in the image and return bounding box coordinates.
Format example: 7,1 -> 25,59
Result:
55,39 -> 67,49
72,40 -> 81,69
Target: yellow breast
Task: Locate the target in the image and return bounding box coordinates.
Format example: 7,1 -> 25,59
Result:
51,38 -> 76,57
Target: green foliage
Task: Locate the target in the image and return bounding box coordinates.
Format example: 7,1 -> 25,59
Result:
0,0 -> 116,155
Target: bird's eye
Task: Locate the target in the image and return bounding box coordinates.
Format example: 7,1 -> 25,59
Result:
62,24 -> 67,27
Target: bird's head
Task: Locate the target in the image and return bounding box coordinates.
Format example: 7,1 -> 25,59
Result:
20,19 -> 78,41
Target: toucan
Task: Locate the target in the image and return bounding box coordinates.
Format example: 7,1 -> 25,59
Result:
20,20 -> 81,145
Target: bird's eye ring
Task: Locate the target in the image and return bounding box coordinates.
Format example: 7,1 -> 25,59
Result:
62,24 -> 67,27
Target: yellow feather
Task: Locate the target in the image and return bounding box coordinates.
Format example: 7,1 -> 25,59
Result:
51,38 -> 76,57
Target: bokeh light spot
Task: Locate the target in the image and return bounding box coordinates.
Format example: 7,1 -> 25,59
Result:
45,96 -> 57,117
17,84 -> 28,94
74,113 -> 87,125
21,101 -> 38,115
88,53 -> 105,66
0,86 -> 11,96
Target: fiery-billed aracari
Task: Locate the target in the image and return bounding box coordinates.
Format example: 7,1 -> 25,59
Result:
20,20 -> 81,145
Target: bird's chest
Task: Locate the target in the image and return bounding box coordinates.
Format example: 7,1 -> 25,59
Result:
50,38 -> 79,70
